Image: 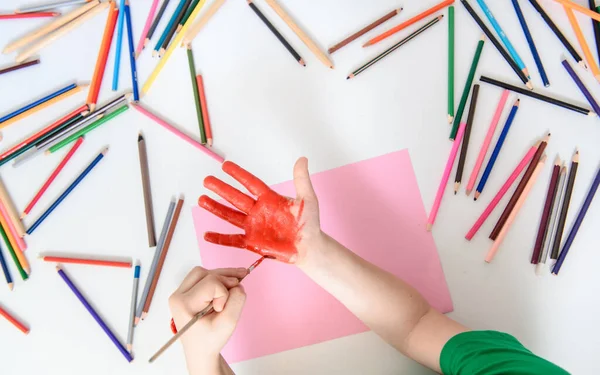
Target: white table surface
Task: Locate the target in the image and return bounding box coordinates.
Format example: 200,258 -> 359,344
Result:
1,0 -> 599,373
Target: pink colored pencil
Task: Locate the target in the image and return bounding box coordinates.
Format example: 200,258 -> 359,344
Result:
426,122 -> 467,231
21,137 -> 84,219
485,155 -> 546,263
466,143 -> 538,240
0,198 -> 26,252
466,90 -> 509,196
135,0 -> 159,57
130,103 -> 225,164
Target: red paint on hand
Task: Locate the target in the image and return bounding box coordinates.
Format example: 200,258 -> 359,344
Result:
199,161 -> 302,263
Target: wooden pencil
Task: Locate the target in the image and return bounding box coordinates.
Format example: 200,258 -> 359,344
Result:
17,0 -> 88,13
41,255 -> 132,268
177,0 -> 200,32
564,6 -> 600,81
0,242 -> 12,290
454,84 -> 480,193
0,60 -> 40,76
0,223 -> 27,280
0,83 -> 76,125
531,156 -> 561,264
264,0 -> 333,68
0,305 -> 29,334
158,0 -> 193,56
16,2 -> 108,63
0,208 -> 29,275
145,0 -> 171,48
328,8 -> 402,54
554,0 -> 600,22
0,178 -> 25,238
187,46 -> 206,144
448,5 -> 455,124
135,0 -> 160,57
181,0 -> 225,45
112,0 -> 126,90
127,263 -> 140,351
196,75 -> 213,146
562,57 -> 600,115
154,0 -> 188,55
0,12 -> 59,19
511,0 -> 549,87
124,1 -> 139,101
490,133 -> 550,240
551,150 -> 579,259
138,133 -> 156,247
348,15 -> 443,79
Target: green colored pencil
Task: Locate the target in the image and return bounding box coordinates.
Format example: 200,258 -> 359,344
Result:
448,6 -> 455,124
450,35 -> 485,140
48,105 -> 129,154
0,223 -> 27,280
177,0 -> 200,32
187,45 -> 206,144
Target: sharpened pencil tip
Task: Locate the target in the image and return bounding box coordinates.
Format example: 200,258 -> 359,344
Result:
55,265 -> 61,271
102,147 -> 109,155
8,283 -> 13,291
447,115 -> 454,124
466,189 -> 472,196
138,133 -> 143,141
20,212 -> 26,219
426,223 -> 432,231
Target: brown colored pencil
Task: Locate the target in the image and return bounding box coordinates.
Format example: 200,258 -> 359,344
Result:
142,197 -> 184,318
551,150 -> 579,259
490,133 -> 551,240
0,60 -> 40,76
454,84 -> 480,194
531,155 -> 561,264
328,8 -> 402,54
138,133 -> 156,248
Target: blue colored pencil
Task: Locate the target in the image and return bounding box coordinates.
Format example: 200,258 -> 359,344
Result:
0,242 -> 12,290
562,58 -> 600,116
124,2 -> 139,101
0,83 -> 76,125
153,0 -> 187,55
476,0 -> 530,79
56,266 -> 133,362
475,99 -> 520,198
511,0 -> 549,87
26,148 -> 108,235
112,0 -> 127,91
553,163 -> 600,275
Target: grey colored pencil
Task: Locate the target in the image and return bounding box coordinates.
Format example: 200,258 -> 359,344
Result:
138,133 -> 156,247
17,0 -> 88,13
127,262 -> 141,352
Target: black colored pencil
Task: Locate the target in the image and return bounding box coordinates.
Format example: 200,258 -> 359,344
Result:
480,76 -> 594,116
455,84 -> 480,193
145,0 -> 171,46
461,0 -> 531,89
159,0 -> 192,56
247,0 -> 304,66
551,150 -> 579,259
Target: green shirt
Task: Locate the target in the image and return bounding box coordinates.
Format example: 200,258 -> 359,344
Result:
440,331 -> 569,375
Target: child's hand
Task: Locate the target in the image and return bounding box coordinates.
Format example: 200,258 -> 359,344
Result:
199,157 -> 322,266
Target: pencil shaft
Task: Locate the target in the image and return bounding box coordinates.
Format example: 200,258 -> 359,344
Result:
448,6 -> 455,121
161,0 -> 192,51
0,242 -> 11,287
136,0 -> 160,55
551,158 -> 578,259
0,224 -> 26,280
124,4 -> 139,100
179,0 -> 200,28
18,0 -> 87,13
127,265 -> 140,349
0,178 -> 26,238
112,0 -> 127,90
512,0 -> 549,86
562,58 -> 600,115
147,0 -> 171,41
594,3 -> 600,64
539,168 -> 567,265
182,0 -> 226,45
0,60 -> 40,76
0,306 -> 28,334
328,8 -> 400,54
531,163 -> 560,264
0,84 -> 76,125
42,256 -> 131,267
187,47 -> 206,143
138,135 -> 156,247
197,75 -> 212,145
88,2 -> 119,107
155,0 -> 187,51
455,84 -> 479,185
564,6 -> 600,79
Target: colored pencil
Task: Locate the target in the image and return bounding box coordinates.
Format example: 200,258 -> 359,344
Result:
88,2 -> 119,112
145,0 -> 171,48
159,0 -> 195,56
0,60 -> 40,76
449,35 -> 485,140
527,0 -> 585,68
564,6 -> 600,81
127,263 -> 140,351
124,2 -> 139,101
0,83 -> 76,125
511,0 -> 549,87
364,0 -> 454,47
562,58 -> 600,116
136,200 -> 176,324
143,0 -> 207,94
265,0 -> 334,68
131,103 -> 224,163
0,208 -> 29,275
3,1 -> 99,54
480,76 -> 594,116
41,255 -> 131,268
551,150 -> 579,259
142,197 -> 184,317
490,134 -> 550,240
0,12 -> 59,19
455,84 -> 479,193
22,138 -> 84,219
328,8 -> 402,54
0,305 -> 29,334
17,0 -> 88,13
48,105 -> 129,154
196,75 -> 213,147
0,223 -> 27,280
112,0 -> 126,91
26,148 -> 108,235
16,2 -> 108,63
448,5 -> 455,124
594,1 -> 600,63
181,0 -> 225,45
246,0 -> 304,66
177,0 -> 200,32
187,46 -> 206,144
155,0 -> 190,56
0,178 -> 26,238
427,121 -> 467,231
531,156 -> 561,264
462,0 -> 531,89
0,242 -> 12,290
477,0 -> 530,79
138,133 -> 156,247
486,155 -> 546,263
553,162 -> 600,275
474,100 -> 522,200
537,165 -> 567,274
554,0 -> 600,22
348,16 -> 443,80
466,90 -> 509,196
135,0 -> 160,57
56,266 -> 132,362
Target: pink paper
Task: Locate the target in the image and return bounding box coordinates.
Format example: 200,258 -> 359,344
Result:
192,150 -> 453,363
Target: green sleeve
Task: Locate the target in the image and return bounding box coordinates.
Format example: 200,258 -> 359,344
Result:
440,331 -> 569,375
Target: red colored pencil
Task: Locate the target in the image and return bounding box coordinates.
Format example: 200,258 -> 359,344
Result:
0,305 -> 29,334
87,2 -> 119,112
0,12 -> 59,19
40,255 -> 132,268
21,137 -> 84,218
196,75 -> 213,147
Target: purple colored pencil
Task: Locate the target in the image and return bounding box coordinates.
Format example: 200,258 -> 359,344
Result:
56,266 -> 133,362
552,164 -> 600,275
561,58 -> 600,115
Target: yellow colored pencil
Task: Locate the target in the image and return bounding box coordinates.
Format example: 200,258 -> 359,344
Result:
181,0 -> 226,46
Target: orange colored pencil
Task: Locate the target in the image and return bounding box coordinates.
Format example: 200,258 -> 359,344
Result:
0,305 -> 29,334
364,0 -> 454,47
564,6 -> 600,82
40,255 -> 132,268
88,1 -> 119,112
196,75 -> 213,147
